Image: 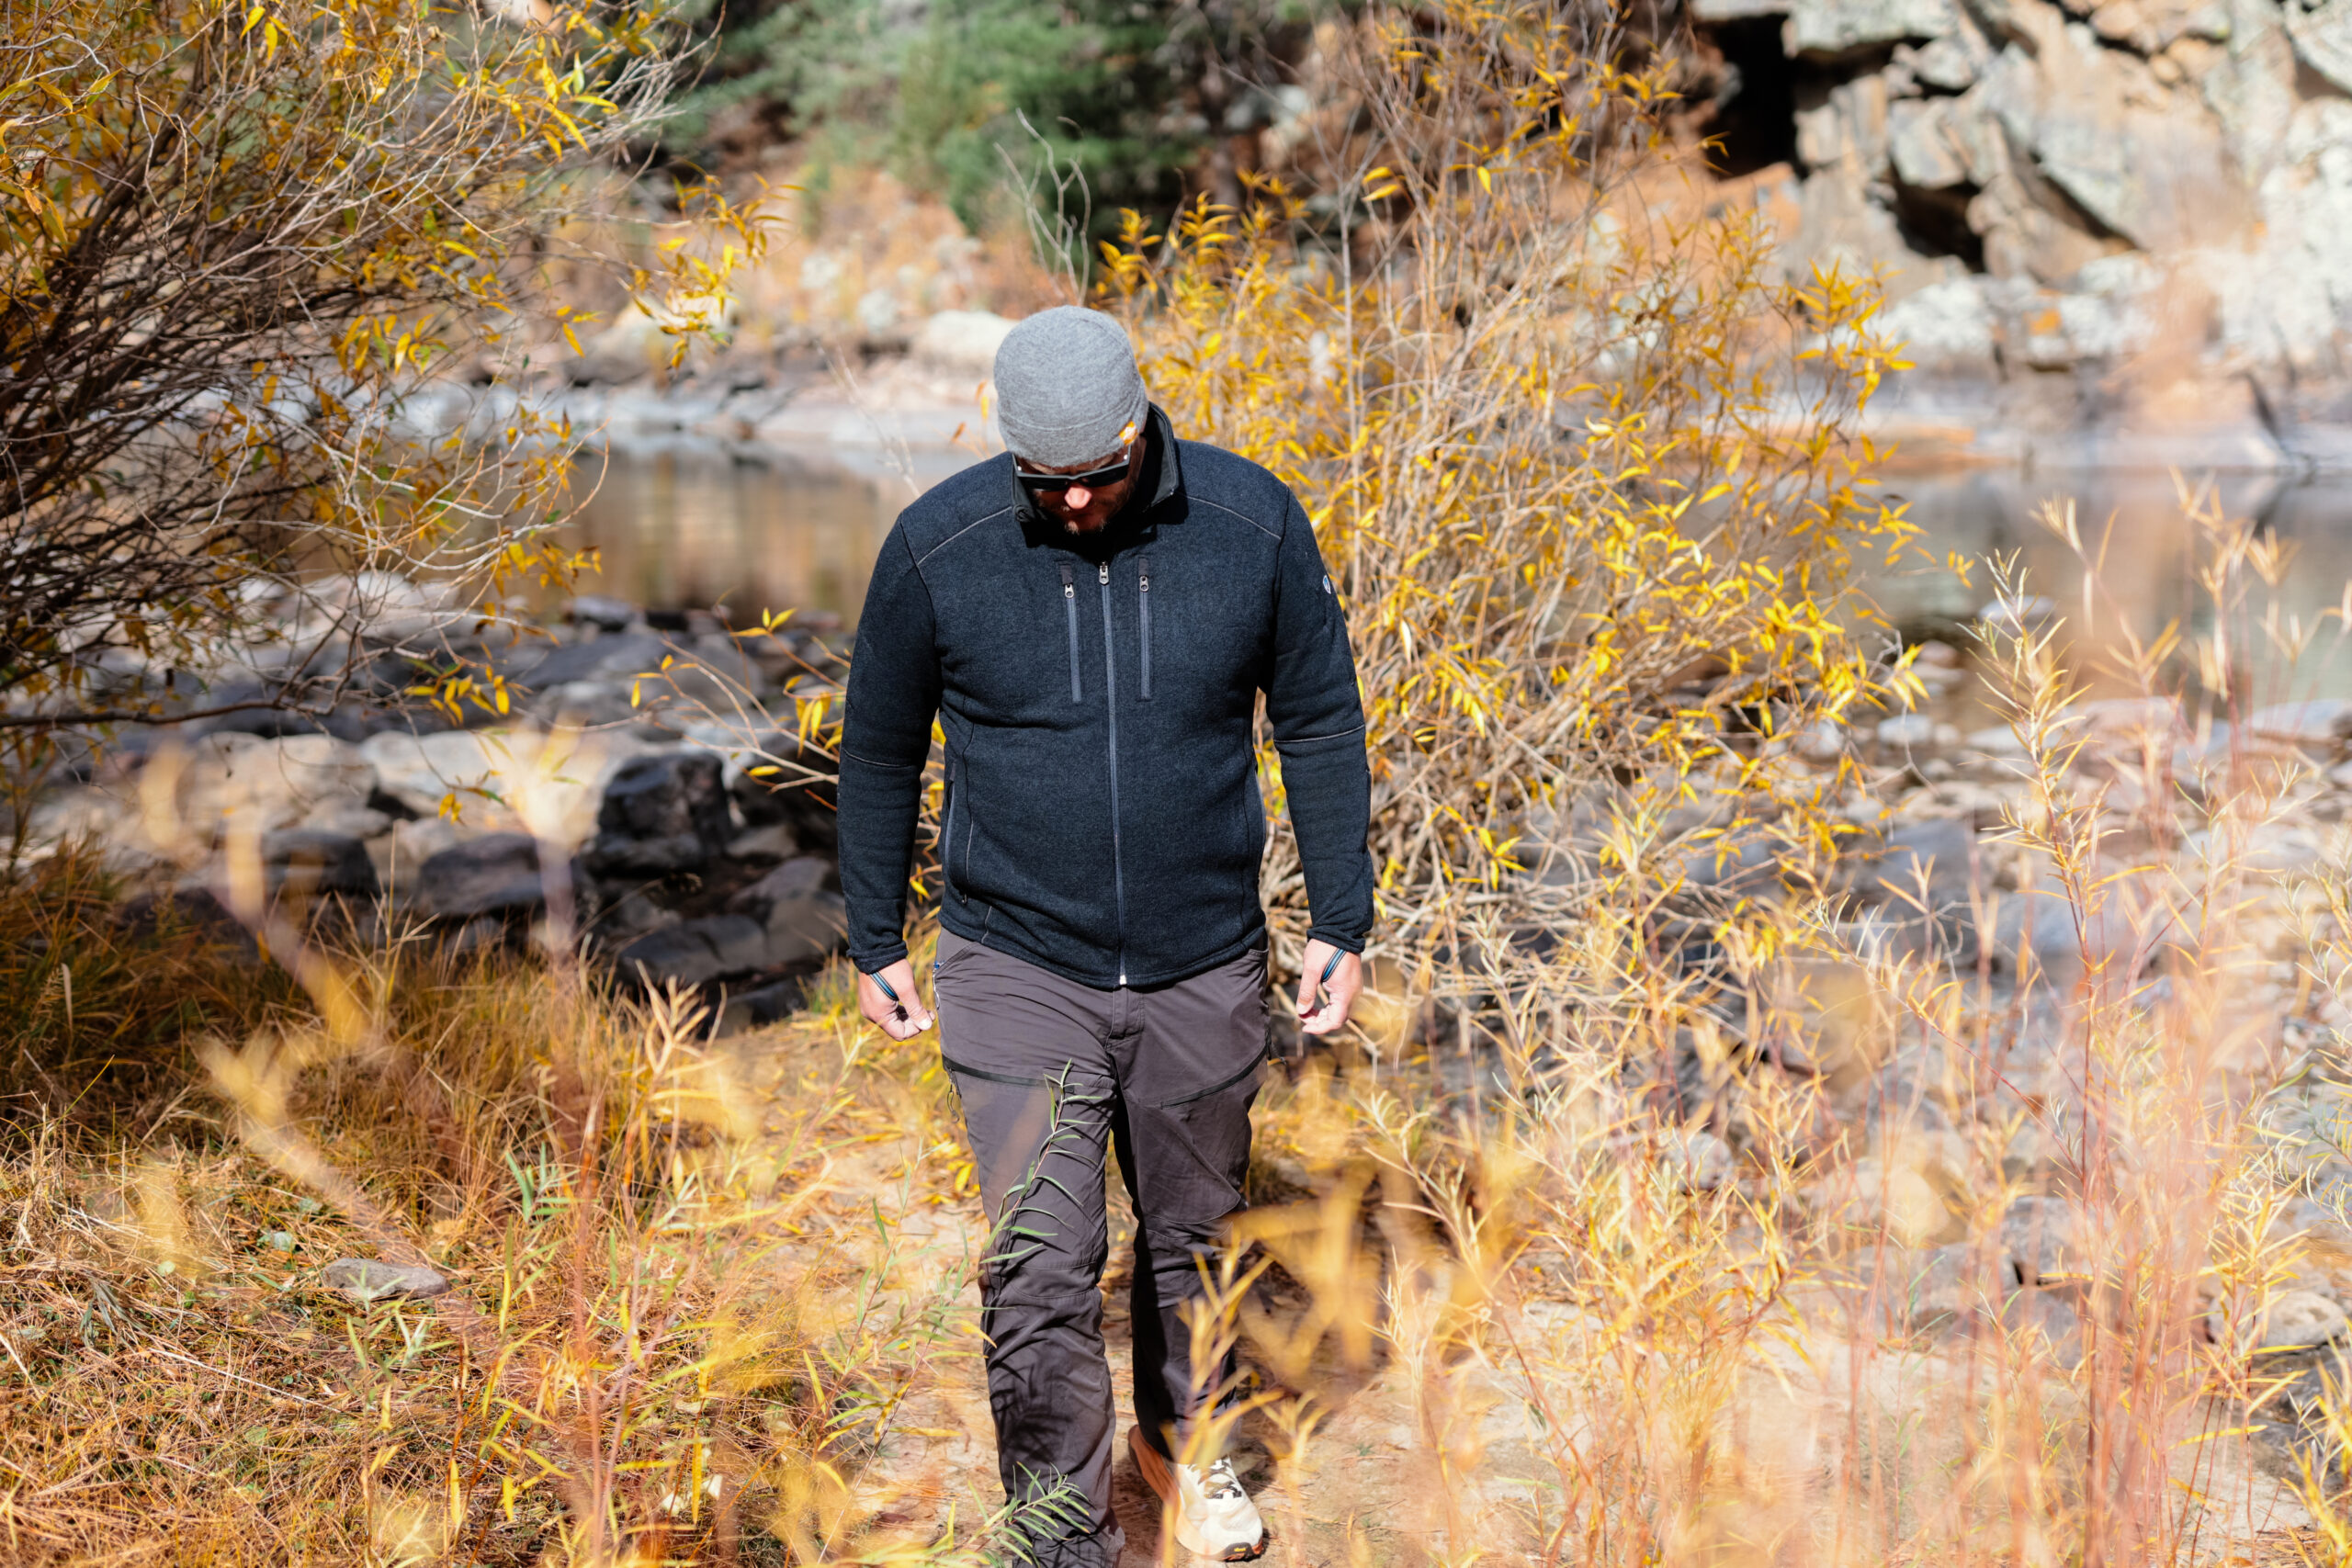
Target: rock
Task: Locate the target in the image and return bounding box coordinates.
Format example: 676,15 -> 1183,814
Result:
1794,718 -> 1848,761
582,750 -> 731,877
181,734 -> 375,840
1876,713 -> 1939,748
567,595 -> 641,634
1819,1156 -> 1953,1246
1787,0 -> 1960,53
511,630 -> 672,693
1999,1194 -> 2084,1284
321,1258 -> 450,1303
2248,699 -> 2352,749
298,797 -> 392,840
727,856 -> 848,969
361,728 -> 642,848
258,829 -> 379,901
911,310 -> 1016,377
715,976 -> 815,1036
1905,1240 -> 2024,1327
115,886 -> 259,961
2210,1289 -> 2351,1355
1977,594 -> 2058,635
416,833 -> 547,919
2285,0 -> 2352,97
1855,818 -> 1977,908
1878,276 -> 1999,373
1665,1127 -> 1734,1191
1774,958 -> 1898,1090
725,823 -> 800,863
610,915 -> 774,990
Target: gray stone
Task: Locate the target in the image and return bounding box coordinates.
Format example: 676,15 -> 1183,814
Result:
322,1258 -> 450,1303
261,829 -> 379,901
1876,713 -> 1939,748
2286,0 -> 2352,97
727,857 -> 847,969
582,750 -> 731,877
715,976 -> 815,1036
417,833 -> 545,919
2209,1288 -> 2350,1355
2248,699 -> 2352,747
1889,98 -> 1971,188
567,595 -> 640,634
1788,0 -> 1961,53
610,915 -> 774,990
1906,1240 -> 2024,1327
512,630 -> 673,692
1999,1194 -> 2084,1284
1665,1128 -> 1734,1191
1857,818 -> 1978,907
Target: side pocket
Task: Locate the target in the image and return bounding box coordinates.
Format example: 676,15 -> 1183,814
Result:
1137,555 -> 1153,701
1058,563 -> 1081,702
942,759 -> 962,901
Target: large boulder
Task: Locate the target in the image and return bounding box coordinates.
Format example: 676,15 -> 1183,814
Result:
1788,0 -> 1960,53
416,833 -> 548,919
727,856 -> 847,969
582,750 -> 732,877
259,829 -> 379,902
360,728 -> 643,848
609,916 -> 774,990
180,734 -> 374,840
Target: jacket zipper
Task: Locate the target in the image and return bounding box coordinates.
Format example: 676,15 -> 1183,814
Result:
1096,558 -> 1129,986
1058,564 -> 1080,702
1137,556 -> 1153,701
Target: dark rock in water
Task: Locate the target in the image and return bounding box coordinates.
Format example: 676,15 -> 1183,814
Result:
582,750 -> 730,877
322,1258 -> 450,1303
263,829 -> 379,901
418,833 -> 546,919
611,915 -> 772,989
716,975 -> 813,1035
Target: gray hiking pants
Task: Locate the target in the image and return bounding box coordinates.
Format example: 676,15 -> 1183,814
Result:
933,930 -> 1268,1567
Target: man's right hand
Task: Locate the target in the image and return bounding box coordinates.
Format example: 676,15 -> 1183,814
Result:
857,959 -> 933,1040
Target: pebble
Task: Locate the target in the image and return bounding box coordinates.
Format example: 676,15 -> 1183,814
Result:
1876,714 -> 1938,749
321,1258 -> 450,1303
2209,1289 -> 2349,1355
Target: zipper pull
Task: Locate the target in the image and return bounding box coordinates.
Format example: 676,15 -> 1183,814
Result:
1060,564 -> 1074,598
1139,558 -> 1150,592
1097,561 -> 1110,585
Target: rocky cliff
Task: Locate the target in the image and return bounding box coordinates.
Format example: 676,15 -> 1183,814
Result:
1690,0 -> 2352,452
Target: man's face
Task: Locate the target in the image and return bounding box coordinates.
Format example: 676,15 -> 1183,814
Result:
1018,434 -> 1146,535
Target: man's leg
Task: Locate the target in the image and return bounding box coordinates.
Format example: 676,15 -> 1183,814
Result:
1113,948 -> 1270,1458
933,932 -> 1124,1565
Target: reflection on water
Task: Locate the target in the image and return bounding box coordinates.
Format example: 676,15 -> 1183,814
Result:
561,448 -> 907,626
561,446 -> 2352,700
1872,468 -> 2352,704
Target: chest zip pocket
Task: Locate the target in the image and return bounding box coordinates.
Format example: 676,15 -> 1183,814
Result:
1058,564 -> 1081,701
1137,557 -> 1153,700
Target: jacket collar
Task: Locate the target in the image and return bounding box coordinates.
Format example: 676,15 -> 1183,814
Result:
1011,403 -> 1184,539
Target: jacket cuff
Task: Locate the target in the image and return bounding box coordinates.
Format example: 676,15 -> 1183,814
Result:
848,938 -> 910,975
1306,925 -> 1366,955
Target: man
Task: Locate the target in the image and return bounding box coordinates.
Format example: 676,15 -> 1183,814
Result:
838,305 -> 1372,1564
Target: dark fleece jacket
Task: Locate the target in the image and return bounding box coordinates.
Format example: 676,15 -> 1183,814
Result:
837,406 -> 1374,989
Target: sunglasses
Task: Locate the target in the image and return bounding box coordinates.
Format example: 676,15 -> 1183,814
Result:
1014,444 -> 1135,498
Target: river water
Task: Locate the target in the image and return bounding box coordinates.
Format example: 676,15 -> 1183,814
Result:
563,448 -> 2352,702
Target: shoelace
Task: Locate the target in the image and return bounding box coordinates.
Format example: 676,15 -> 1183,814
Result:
1199,1458 -> 1247,1503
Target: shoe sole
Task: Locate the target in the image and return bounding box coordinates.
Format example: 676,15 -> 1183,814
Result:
1128,1428 -> 1269,1562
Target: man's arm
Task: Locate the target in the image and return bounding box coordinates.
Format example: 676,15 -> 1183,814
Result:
1262,495 -> 1374,1032
837,526 -> 942,1021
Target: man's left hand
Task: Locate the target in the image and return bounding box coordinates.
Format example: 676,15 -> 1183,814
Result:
1295,940 -> 1363,1037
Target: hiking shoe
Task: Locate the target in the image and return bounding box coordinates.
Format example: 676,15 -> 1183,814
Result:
1129,1427 -> 1268,1562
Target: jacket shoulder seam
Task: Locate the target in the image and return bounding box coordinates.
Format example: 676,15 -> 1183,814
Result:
1191,495 -> 1283,541
914,505 -> 1012,568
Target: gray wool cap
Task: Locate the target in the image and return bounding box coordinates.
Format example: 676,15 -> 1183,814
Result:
991,306 -> 1150,467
